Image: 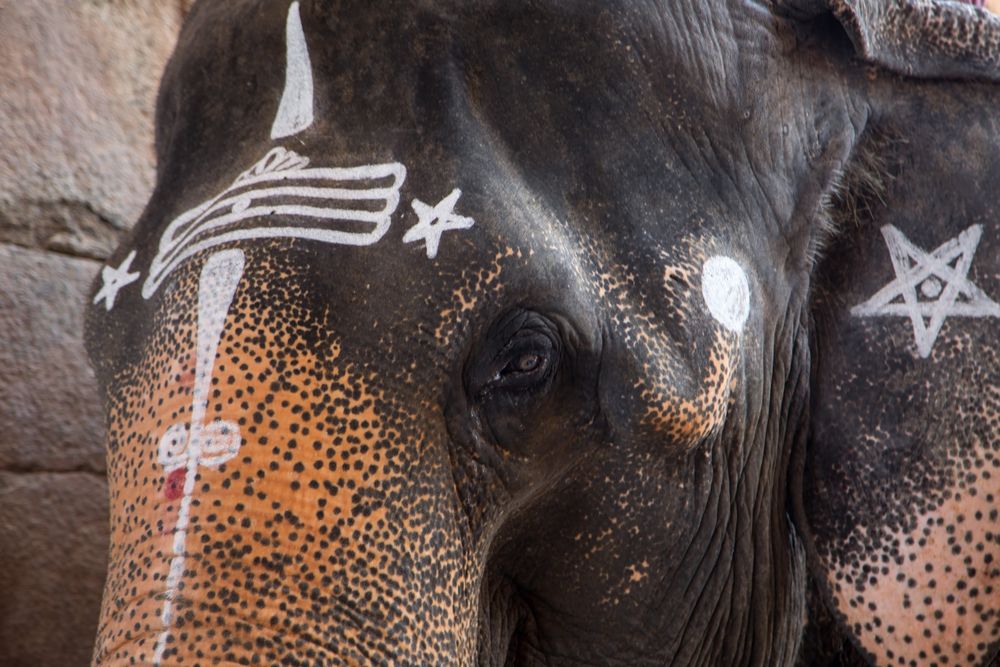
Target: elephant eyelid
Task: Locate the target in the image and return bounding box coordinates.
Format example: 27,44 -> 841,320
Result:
478,333 -> 558,399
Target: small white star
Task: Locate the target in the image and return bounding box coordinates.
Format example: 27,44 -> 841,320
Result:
93,250 -> 141,311
852,224 -> 1000,358
403,189 -> 475,259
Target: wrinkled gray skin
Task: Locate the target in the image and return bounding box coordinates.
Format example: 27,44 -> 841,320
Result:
86,0 -> 1000,665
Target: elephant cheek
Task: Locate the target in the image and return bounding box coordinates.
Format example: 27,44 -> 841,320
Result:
93,306 -> 476,665
822,471 -> 1000,665
641,329 -> 739,443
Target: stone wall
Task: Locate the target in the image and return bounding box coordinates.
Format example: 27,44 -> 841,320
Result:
0,2 -> 190,665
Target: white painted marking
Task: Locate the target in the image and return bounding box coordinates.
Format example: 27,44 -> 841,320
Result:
701,256 -> 750,332
403,189 -> 475,259
153,249 -> 246,665
270,2 -> 315,140
142,147 -> 406,298
852,224 -> 1000,358
92,250 -> 140,311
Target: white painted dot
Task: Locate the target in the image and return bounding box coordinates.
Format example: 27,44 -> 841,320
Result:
701,256 -> 750,332
920,277 -> 943,299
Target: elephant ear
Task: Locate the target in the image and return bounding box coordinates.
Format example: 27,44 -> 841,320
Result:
781,0 -> 1000,81
794,9 -> 1000,666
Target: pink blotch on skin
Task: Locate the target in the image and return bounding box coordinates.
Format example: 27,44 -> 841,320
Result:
164,468 -> 187,501
169,354 -> 197,390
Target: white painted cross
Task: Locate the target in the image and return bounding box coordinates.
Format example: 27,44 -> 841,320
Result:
152,249 -> 246,665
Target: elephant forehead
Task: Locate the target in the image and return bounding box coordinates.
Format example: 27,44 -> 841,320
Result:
97,256 -> 475,665
433,247 -> 519,348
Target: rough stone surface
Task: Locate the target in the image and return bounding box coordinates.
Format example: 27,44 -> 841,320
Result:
0,472 -> 109,667
0,2 -> 192,665
0,199 -> 126,262
0,244 -> 105,473
0,0 -> 192,259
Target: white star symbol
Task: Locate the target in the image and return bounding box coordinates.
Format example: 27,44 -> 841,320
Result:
93,250 -> 141,311
852,224 -> 1000,358
403,188 -> 475,259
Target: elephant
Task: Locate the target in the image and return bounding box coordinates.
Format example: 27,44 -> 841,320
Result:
84,0 -> 1000,664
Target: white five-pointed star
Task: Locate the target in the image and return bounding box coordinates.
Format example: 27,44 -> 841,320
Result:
403,189 -> 475,259
852,224 -> 1000,358
93,250 -> 141,311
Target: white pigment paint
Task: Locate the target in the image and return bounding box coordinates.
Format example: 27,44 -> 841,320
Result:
142,147 -> 406,298
93,250 -> 140,311
701,256 -> 751,332
404,189 -> 475,259
852,224 -> 1000,358
270,2 -> 315,140
153,249 -> 246,665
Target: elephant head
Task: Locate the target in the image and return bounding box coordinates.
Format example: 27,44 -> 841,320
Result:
85,1 -> 1000,664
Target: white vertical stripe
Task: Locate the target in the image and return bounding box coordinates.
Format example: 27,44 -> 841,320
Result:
270,2 -> 315,140
153,250 -> 246,665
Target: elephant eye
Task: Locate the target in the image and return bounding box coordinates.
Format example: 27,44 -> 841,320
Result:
493,350 -> 549,385
510,353 -> 542,373
473,318 -> 560,401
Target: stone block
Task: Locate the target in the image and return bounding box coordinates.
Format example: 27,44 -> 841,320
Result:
0,472 -> 109,667
0,244 -> 105,473
0,0 -> 192,258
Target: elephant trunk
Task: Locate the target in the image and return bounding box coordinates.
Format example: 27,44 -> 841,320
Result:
91,257 -> 478,665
